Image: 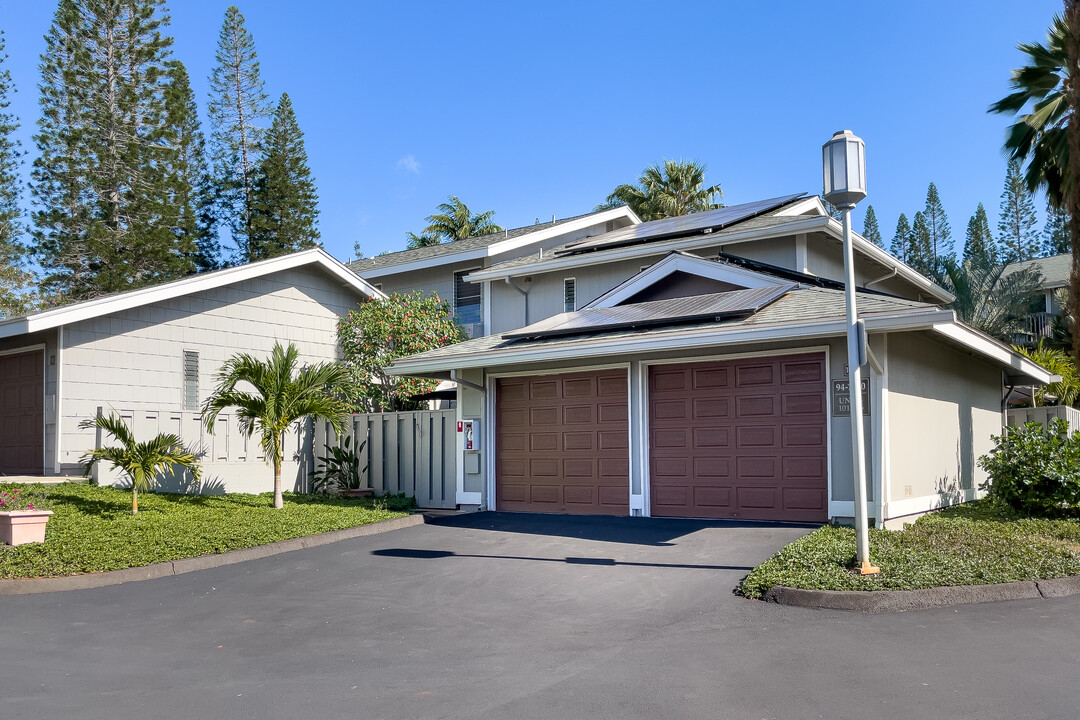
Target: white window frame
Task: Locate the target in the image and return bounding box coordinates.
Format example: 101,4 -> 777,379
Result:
563,277 -> 577,313
182,349 -> 199,411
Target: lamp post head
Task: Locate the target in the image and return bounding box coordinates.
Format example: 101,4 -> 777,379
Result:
822,130 -> 867,209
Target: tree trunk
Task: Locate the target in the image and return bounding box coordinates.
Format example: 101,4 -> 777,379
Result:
273,431 -> 283,509
1066,2 -> 1080,365
132,486 -> 138,516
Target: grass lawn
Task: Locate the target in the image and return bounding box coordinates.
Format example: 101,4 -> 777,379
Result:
738,500 -> 1080,599
0,482 -> 412,579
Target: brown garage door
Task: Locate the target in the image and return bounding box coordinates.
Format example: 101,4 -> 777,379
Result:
649,353 -> 827,522
0,350 -> 45,476
496,369 -> 629,515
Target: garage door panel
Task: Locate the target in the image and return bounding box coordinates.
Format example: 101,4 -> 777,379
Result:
649,353 -> 827,521
0,349 -> 44,475
496,370 -> 629,515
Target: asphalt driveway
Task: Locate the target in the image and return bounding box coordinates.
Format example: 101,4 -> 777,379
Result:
1,512 -> 1078,720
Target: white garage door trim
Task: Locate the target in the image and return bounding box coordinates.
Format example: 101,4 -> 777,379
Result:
640,345 -> 833,519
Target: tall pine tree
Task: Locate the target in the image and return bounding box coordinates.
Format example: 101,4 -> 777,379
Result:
963,203 -> 997,266
208,5 -> 270,264
32,0 -> 196,299
1042,201 -> 1070,257
32,0 -> 93,297
997,159 -> 1039,262
0,29 -> 34,317
249,93 -> 320,260
909,211 -> 935,275
891,213 -> 912,262
861,205 -> 883,247
163,60 -> 218,271
922,182 -> 952,260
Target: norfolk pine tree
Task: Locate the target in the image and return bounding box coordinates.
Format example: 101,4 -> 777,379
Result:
249,93 -> 320,260
909,211 -> 935,275
861,205 -> 883,248
964,203 -> 997,265
208,5 -> 270,263
33,0 -> 195,299
31,0 -> 93,297
1043,201 -> 1070,257
922,182 -> 952,260
0,29 -> 34,317
890,213 -> 912,262
164,61 -> 219,271
998,159 -> 1040,262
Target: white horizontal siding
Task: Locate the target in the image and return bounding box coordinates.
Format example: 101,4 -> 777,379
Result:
58,265 -> 364,490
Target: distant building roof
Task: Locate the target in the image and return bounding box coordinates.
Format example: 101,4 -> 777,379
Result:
1003,253 -> 1070,288
346,206 -> 638,276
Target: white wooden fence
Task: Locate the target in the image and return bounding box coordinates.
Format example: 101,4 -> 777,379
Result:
315,410 -> 456,509
90,407 -> 310,495
1007,405 -> 1080,435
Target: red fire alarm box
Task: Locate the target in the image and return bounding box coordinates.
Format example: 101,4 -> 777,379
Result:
459,419 -> 480,451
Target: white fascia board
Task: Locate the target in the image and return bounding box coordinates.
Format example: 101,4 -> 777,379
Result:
773,196 -> 828,217
930,322 -> 1053,384
821,218 -> 954,304
464,216 -> 834,283
0,248 -> 381,340
360,207 -> 641,280
584,252 -> 784,309
390,308 -> 954,376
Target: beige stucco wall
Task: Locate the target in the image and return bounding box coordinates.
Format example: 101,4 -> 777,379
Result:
56,265 -> 365,493
885,331 -> 1002,523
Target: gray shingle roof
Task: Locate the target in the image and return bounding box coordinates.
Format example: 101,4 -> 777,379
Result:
390,285 -> 941,369
346,208 -> 621,274
1003,253 -> 1069,288
476,214 -> 811,275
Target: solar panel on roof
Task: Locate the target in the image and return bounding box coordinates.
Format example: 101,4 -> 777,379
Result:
502,284 -> 794,340
554,193 -> 807,257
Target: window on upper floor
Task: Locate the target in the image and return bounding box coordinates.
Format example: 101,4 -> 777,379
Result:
564,277 -> 577,313
183,350 -> 199,411
454,269 -> 482,326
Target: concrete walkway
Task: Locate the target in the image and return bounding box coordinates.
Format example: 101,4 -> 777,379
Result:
1,512 -> 1077,720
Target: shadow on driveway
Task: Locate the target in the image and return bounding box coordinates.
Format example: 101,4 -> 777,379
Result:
425,510 -> 819,546
371,547 -> 754,571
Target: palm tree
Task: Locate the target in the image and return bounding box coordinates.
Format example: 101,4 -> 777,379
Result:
405,231 -> 441,249
934,255 -> 1044,342
603,159 -> 722,222
1014,341 -> 1080,407
422,196 -> 502,242
202,342 -> 348,509
79,414 -> 202,515
989,14 -> 1070,207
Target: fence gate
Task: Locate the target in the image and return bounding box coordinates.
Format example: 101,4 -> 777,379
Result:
317,410 -> 457,509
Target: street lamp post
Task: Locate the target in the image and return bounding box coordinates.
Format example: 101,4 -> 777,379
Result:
822,130 -> 879,576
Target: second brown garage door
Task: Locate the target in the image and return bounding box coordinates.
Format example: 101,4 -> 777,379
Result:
648,353 -> 828,522
496,369 -> 629,515
0,349 -> 45,476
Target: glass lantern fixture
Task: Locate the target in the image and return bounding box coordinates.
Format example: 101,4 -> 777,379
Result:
822,130 -> 867,209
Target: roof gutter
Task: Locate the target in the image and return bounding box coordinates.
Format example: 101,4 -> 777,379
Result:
389,308 -> 957,376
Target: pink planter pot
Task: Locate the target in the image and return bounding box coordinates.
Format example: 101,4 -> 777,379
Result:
0,510 -> 54,546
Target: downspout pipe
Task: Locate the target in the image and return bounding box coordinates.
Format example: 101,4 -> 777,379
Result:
504,276 -> 529,325
450,369 -> 485,395
864,266 -> 899,290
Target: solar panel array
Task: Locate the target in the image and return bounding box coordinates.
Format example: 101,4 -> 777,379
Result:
502,284 -> 795,340
553,193 -> 807,257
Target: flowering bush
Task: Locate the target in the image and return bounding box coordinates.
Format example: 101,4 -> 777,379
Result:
0,487 -> 49,512
338,291 -> 468,412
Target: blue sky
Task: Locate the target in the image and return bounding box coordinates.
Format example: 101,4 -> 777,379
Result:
0,1 -> 1065,261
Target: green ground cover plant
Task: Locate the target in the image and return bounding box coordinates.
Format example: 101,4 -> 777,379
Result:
737,500 -> 1080,599
0,482 -> 411,579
